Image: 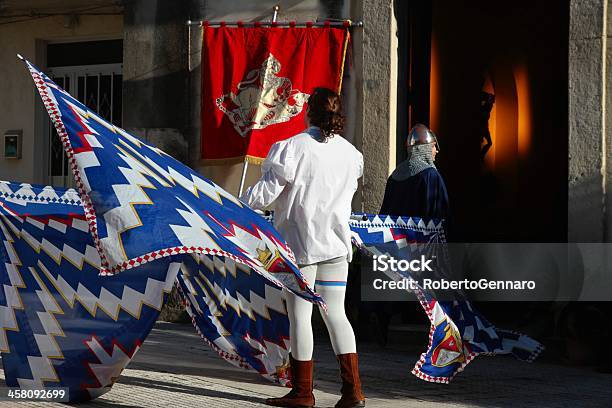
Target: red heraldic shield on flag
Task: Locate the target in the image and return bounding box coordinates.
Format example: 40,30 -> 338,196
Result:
201,26 -> 349,163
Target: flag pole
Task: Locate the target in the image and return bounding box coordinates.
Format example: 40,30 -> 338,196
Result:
238,158 -> 249,198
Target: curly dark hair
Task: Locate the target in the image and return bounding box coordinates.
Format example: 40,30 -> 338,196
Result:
307,87 -> 345,141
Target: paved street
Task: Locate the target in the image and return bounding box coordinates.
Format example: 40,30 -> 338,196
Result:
1,321 -> 610,407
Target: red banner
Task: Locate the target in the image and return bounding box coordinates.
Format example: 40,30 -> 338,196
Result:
201,26 -> 349,163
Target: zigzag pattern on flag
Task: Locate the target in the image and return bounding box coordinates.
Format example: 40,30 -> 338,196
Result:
177,253 -> 293,385
0,181 -> 299,401
349,213 -> 544,383
0,182 -> 180,401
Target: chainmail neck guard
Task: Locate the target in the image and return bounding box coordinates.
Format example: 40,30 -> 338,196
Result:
391,144 -> 436,181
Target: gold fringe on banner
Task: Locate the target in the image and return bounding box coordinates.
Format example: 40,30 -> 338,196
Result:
245,155 -> 265,165
199,155 -> 265,166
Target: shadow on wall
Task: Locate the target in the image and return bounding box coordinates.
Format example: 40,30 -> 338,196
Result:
430,0 -> 569,242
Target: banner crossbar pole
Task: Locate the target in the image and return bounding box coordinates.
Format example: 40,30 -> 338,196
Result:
185,20 -> 363,28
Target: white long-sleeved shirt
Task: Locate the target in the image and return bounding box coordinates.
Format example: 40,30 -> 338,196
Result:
241,127 -> 363,265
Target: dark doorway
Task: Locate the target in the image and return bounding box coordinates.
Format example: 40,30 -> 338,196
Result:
428,0 -> 569,243
395,0 -> 432,164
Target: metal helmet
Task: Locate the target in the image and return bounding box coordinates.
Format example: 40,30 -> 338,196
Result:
407,124 -> 439,151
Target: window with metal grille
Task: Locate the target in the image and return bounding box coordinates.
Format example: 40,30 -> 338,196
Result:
45,40 -> 122,187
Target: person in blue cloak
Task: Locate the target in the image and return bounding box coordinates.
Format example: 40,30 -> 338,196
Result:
380,123 -> 448,220
372,124 -> 449,345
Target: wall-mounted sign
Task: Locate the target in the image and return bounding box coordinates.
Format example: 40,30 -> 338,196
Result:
4,130 -> 22,159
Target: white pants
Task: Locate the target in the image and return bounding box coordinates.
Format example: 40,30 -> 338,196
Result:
285,257 -> 357,361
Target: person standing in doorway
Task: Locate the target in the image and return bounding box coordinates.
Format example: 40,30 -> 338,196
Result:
380,123 -> 448,220
374,124 -> 449,345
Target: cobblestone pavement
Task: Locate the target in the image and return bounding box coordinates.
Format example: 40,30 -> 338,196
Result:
1,322 -> 610,407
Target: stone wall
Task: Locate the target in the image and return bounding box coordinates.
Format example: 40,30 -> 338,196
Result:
122,0 -> 191,163
568,0 -> 609,242
568,0 -> 611,299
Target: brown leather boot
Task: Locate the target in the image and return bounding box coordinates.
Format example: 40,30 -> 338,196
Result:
266,355 -> 315,407
335,353 -> 365,408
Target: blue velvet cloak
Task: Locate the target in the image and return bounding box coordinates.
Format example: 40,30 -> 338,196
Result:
380,167 -> 449,220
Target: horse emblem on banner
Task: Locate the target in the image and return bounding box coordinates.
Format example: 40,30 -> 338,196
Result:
216,53 -> 309,137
